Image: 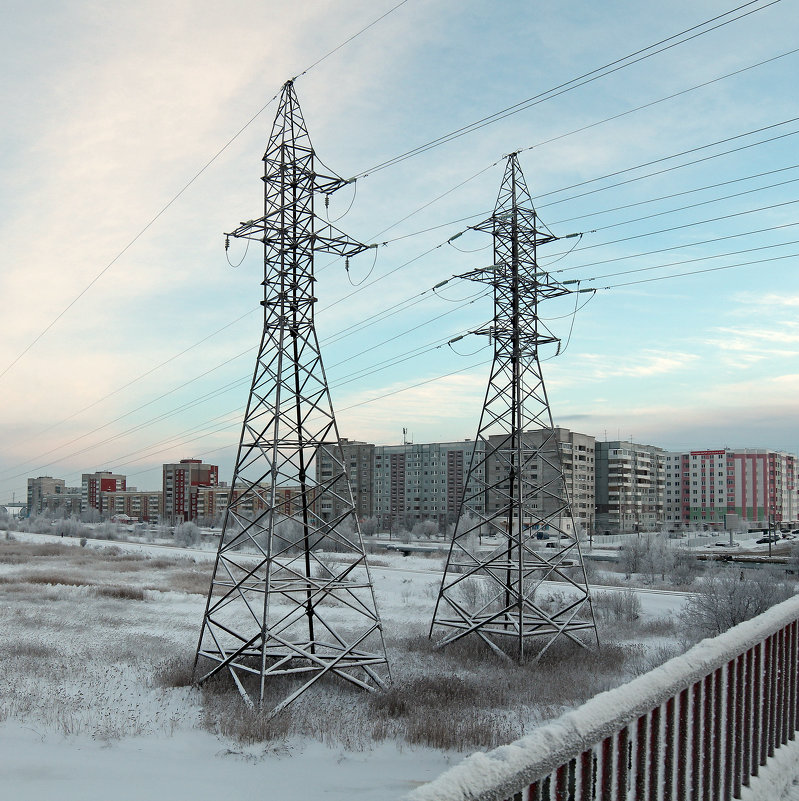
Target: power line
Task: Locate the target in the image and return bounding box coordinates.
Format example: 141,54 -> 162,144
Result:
536,118 -> 799,206
8,225 -> 799,490
581,238 -> 799,284
377,125 -> 799,248
593,248 -> 799,290
0,2 -> 412,384
552,220 -> 799,275
352,0 -> 780,178
9,195 -> 796,478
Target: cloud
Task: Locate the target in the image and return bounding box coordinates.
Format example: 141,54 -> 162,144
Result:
549,349 -> 700,387
731,291 -> 799,309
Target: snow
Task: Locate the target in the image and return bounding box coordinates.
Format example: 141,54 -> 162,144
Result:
739,736 -> 799,801
406,594 -> 799,801
3,528 -> 797,801
0,723 -> 451,801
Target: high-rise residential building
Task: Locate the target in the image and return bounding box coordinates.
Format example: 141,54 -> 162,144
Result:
82,471 -> 127,515
595,441 -> 666,533
372,440 -> 485,531
102,489 -> 163,523
41,487 -> 82,517
193,485 -> 231,524
315,439 -> 374,525
27,476 -> 66,516
664,448 -> 798,529
162,459 -> 219,524
485,428 -> 596,535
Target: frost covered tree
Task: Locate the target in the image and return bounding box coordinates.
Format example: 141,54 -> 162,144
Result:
411,520 -> 439,540
681,565 -> 794,637
174,521 -> 201,547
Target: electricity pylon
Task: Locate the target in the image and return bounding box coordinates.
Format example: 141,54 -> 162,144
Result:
194,80 -> 389,713
430,153 -> 598,661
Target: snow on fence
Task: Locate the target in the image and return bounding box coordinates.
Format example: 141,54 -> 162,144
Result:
406,594 -> 799,801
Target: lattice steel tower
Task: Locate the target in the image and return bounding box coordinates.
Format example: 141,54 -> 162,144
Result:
194,80 -> 389,712
430,153 -> 598,660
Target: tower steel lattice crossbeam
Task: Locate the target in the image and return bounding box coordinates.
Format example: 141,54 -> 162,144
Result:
431,153 -> 598,661
194,81 -> 389,713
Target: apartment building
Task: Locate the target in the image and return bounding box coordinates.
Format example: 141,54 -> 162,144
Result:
664,448 -> 798,529
315,439 -> 374,525
81,471 -> 126,515
41,487 -> 82,517
27,476 -> 66,516
484,428 -> 596,534
102,489 -> 163,523
595,441 -> 666,533
162,459 -> 219,524
373,440 -> 484,531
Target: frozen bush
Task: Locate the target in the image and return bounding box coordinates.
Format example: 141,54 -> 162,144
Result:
593,588 -> 642,623
174,522 -> 201,548
681,565 -> 795,637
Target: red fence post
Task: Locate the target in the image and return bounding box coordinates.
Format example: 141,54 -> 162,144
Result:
636,713 -> 648,801
692,679 -> 703,800
779,626 -> 789,747
648,705 -> 661,801
600,735 -> 613,801
616,725 -> 630,800
763,635 -> 775,761
723,660 -> 734,801
702,673 -> 713,801
752,641 -> 762,777
733,653 -> 744,798
790,620 -> 798,739
578,748 -> 594,801
664,696 -> 675,800
677,687 -> 690,801
712,668 -> 723,801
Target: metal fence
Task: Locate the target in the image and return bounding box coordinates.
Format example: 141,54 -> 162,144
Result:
407,595 -> 799,801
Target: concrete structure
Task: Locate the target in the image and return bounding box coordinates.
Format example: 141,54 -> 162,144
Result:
193,485 -> 230,524
664,448 -> 798,529
27,476 -> 66,516
373,440 -> 485,532
102,489 -> 163,522
315,439 -> 374,525
162,459 -> 219,524
485,427 -> 596,536
81,472 -> 127,516
596,441 -> 666,533
41,487 -> 82,517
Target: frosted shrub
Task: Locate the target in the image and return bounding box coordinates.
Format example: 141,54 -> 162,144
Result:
670,547 -> 699,586
594,589 -> 642,623
682,565 -> 795,637
174,522 -> 201,548
411,520 -> 439,540
54,517 -> 85,538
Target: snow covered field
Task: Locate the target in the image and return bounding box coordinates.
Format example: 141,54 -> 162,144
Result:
0,530 -> 703,800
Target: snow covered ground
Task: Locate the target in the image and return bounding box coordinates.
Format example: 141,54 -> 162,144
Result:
0,528 -> 794,800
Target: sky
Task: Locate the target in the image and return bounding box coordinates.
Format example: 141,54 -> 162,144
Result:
1,0 -> 798,503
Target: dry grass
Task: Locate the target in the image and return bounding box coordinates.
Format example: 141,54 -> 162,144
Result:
93,585 -> 147,601
0,536 -> 688,753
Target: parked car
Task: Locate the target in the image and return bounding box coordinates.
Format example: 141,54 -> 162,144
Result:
756,535 -> 780,544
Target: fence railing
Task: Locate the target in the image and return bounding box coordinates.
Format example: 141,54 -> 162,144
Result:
407,595 -> 799,801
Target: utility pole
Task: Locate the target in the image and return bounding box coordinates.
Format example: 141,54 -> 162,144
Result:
430,153 -> 597,661
194,81 -> 389,713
